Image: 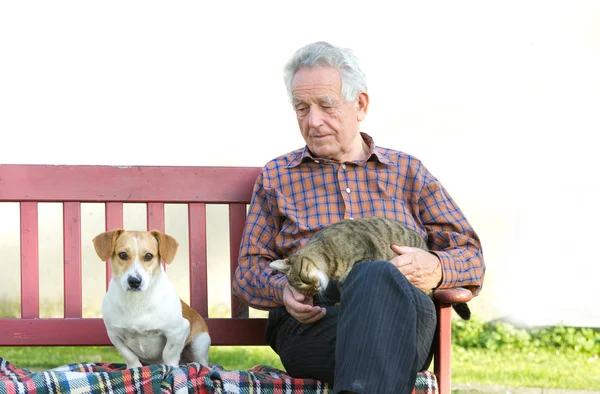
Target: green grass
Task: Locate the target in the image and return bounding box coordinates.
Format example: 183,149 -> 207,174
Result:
0,346 -> 122,370
208,346 -> 284,371
451,346 -> 600,390
0,345 -> 284,372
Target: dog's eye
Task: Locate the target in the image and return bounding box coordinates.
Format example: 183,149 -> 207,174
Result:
144,253 -> 154,261
118,252 -> 128,260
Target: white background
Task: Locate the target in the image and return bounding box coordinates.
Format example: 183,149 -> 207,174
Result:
1,1 -> 599,327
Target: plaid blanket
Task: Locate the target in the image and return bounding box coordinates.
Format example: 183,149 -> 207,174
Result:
0,357 -> 438,394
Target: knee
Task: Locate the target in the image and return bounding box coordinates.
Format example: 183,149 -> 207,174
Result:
278,335 -> 335,383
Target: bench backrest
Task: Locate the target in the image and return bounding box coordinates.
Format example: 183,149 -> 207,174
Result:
0,164 -> 266,346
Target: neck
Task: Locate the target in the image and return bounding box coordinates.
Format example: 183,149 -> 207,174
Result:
335,133 -> 370,162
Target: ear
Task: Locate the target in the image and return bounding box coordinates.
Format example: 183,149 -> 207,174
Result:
92,229 -> 124,262
151,230 -> 179,265
269,259 -> 291,274
356,91 -> 369,122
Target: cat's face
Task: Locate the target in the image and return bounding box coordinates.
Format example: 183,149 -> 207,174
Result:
270,255 -> 326,296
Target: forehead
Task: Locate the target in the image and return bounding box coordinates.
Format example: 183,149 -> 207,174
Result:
291,67 -> 342,101
114,231 -> 158,251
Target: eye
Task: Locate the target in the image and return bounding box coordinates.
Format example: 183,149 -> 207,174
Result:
296,106 -> 309,116
144,253 -> 154,261
118,252 -> 128,260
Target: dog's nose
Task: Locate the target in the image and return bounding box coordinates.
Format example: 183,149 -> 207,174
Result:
127,275 -> 142,290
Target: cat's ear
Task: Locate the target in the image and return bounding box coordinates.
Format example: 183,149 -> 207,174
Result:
270,259 -> 291,274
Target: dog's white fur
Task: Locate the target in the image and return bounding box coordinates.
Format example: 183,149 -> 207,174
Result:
93,229 -> 210,369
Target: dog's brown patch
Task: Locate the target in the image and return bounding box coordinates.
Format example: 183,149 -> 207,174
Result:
181,300 -> 208,345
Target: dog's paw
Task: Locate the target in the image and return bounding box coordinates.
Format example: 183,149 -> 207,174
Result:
126,361 -> 143,369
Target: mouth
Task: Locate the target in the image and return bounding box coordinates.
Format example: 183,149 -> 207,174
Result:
311,134 -> 332,140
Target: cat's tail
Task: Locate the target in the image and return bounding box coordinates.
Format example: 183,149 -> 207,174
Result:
452,302 -> 471,320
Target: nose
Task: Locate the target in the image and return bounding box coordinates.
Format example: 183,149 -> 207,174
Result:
307,106 -> 324,128
127,275 -> 142,290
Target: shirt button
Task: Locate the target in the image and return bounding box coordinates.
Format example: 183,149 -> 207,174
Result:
314,160 -> 320,164
345,187 -> 351,193
349,217 -> 354,220
342,164 -> 347,169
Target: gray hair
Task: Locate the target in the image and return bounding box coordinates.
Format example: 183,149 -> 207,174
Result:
283,41 -> 367,105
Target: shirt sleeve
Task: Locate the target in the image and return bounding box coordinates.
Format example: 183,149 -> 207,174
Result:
232,170 -> 288,309
418,169 -> 486,296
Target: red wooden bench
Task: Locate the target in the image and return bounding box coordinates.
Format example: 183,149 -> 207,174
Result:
0,164 -> 471,394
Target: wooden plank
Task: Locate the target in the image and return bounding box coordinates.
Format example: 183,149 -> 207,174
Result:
206,318 -> 267,346
105,202 -> 123,289
0,318 -> 267,346
20,202 -> 39,319
0,165 -> 260,203
147,203 -> 165,232
63,202 -> 82,318
188,203 -> 208,318
434,304 -> 453,394
229,204 -> 248,318
147,203 -> 165,270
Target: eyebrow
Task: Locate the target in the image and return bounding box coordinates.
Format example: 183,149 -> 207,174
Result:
292,96 -> 334,109
292,98 -> 305,109
318,97 -> 334,106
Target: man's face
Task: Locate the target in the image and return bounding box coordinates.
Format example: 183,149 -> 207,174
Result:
291,67 -> 368,162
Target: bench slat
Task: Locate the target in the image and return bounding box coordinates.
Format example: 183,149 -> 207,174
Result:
189,203 -> 208,317
63,202 -> 82,318
0,165 -> 260,203
104,202 -> 124,288
0,318 -> 267,346
147,202 -> 165,232
147,202 -> 166,270
20,202 -> 39,319
229,204 -> 247,318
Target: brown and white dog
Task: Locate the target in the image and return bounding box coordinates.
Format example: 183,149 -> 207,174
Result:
93,229 -> 210,368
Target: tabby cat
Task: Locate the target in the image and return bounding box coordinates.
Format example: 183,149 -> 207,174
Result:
270,216 -> 471,320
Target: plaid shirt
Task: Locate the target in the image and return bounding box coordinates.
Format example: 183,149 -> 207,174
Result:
233,133 -> 485,309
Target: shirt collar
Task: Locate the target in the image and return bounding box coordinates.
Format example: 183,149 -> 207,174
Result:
286,132 -> 395,168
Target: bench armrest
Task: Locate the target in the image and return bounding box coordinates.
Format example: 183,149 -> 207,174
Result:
433,288 -> 472,304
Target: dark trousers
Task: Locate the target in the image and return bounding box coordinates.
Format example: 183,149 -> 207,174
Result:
265,261 -> 437,394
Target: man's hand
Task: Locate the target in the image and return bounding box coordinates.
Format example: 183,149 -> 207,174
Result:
282,284 -> 326,324
390,245 -> 442,291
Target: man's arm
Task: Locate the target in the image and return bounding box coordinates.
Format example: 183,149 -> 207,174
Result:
419,174 -> 485,295
232,171 -> 288,309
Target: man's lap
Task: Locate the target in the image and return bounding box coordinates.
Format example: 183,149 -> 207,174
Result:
265,261 -> 437,387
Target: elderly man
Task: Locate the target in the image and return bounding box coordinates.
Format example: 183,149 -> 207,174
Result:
232,41 -> 485,394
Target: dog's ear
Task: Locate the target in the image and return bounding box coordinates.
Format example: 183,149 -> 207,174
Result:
92,229 -> 124,262
151,230 -> 179,265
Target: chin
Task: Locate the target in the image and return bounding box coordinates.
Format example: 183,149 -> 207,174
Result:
308,144 -> 338,158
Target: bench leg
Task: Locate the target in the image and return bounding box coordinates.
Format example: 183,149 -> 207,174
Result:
434,304 -> 452,394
